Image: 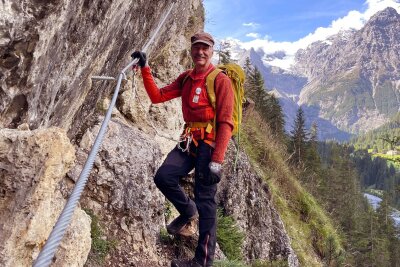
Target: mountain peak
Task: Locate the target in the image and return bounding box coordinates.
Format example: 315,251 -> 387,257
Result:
295,6 -> 400,138
367,7 -> 400,26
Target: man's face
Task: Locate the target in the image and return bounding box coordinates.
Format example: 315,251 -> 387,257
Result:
191,43 -> 213,68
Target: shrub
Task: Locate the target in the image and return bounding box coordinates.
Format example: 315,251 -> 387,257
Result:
217,209 -> 245,261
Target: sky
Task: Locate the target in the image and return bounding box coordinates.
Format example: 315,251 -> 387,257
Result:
203,0 -> 400,69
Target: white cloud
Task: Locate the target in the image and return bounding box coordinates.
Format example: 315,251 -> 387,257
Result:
242,22 -> 260,28
233,0 -> 400,70
246,32 -> 260,38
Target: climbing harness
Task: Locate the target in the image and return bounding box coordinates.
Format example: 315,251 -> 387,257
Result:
32,2 -> 176,266
177,120 -> 216,152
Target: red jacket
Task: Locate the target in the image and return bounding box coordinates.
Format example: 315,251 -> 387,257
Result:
140,64 -> 234,163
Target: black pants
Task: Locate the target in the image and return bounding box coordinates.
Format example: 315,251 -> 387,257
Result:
154,141 -> 217,267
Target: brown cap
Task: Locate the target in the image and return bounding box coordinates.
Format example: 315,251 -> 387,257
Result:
191,31 -> 215,47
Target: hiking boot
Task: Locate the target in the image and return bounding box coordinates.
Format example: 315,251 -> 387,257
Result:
171,258 -> 202,267
167,213 -> 198,236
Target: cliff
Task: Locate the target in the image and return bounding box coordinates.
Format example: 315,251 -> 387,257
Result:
0,0 -> 299,266
296,7 -> 400,135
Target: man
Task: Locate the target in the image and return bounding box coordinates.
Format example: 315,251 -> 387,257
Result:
132,31 -> 234,267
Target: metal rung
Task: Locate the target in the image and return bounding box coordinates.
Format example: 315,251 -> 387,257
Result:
91,76 -> 116,80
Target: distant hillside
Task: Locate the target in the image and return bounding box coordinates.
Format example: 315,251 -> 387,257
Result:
230,7 -> 400,141
351,112 -> 400,152
241,48 -> 306,131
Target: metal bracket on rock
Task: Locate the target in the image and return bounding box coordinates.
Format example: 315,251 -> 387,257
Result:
91,75 -> 117,81
91,66 -> 131,81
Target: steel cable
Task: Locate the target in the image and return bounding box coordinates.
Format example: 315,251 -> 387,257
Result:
32,2 -> 176,266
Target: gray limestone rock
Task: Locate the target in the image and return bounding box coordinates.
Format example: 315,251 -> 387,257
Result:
71,118 -> 168,266
0,127 -> 91,267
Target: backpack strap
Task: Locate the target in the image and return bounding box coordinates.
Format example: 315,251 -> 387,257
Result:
205,69 -> 223,110
181,69 -> 192,89
206,69 -> 223,140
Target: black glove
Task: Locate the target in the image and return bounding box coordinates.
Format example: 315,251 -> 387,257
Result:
131,51 -> 147,68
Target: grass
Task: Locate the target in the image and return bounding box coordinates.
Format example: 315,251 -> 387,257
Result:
214,259 -> 289,267
240,111 -> 344,266
217,209 -> 245,261
84,209 -> 117,264
160,228 -> 174,244
214,260 -> 248,267
165,200 -> 173,222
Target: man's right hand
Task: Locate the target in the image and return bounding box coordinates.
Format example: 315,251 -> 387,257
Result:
131,51 -> 147,68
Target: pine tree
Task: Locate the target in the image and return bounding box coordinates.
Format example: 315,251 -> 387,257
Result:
266,93 -> 285,137
290,107 -> 308,166
309,122 -> 318,143
246,67 -> 265,108
388,220 -> 400,266
217,41 -> 232,64
302,140 -> 400,266
244,57 -> 252,76
245,66 -> 285,137
302,122 -> 321,190
243,57 -> 253,101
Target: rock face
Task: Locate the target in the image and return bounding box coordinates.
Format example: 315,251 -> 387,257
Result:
1,0 -> 299,266
0,127 -> 91,267
68,117 -> 168,266
218,142 -> 299,266
296,7 -> 400,135
0,0 -> 201,136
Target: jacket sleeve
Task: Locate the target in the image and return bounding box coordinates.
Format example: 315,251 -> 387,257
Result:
140,66 -> 188,103
211,73 -> 234,163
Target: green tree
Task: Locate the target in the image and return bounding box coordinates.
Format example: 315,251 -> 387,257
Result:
266,93 -> 285,137
309,122 -> 318,143
246,67 -> 265,108
243,57 -> 252,76
350,112 -> 400,152
245,66 -> 285,138
217,41 -> 232,64
302,122 -> 321,191
290,107 -> 308,166
381,134 -> 400,151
